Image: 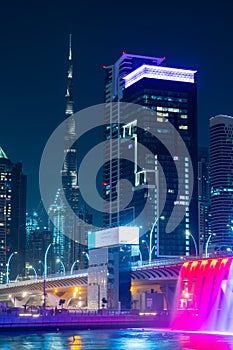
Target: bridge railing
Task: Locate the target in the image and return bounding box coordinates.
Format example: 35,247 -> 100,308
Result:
0,269 -> 88,289
0,257 -> 199,288
131,256 -> 198,268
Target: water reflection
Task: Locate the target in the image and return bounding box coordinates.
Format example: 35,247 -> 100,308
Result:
0,329 -> 233,349
179,333 -> 233,350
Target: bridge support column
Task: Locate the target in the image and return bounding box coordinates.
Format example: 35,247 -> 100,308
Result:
160,283 -> 177,311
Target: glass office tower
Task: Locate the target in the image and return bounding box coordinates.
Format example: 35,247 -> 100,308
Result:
210,115 -> 233,253
103,53 -> 198,258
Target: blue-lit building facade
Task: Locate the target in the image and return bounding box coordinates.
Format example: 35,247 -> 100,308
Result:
0,147 -> 27,283
210,115 -> 233,253
103,53 -> 198,258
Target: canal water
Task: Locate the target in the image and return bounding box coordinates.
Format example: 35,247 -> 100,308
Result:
0,329 -> 233,349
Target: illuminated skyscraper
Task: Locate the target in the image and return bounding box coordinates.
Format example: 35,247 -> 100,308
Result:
61,34 -> 79,210
0,147 -> 27,283
25,211 -> 52,277
103,53 -> 198,258
210,115 -> 233,253
48,35 -> 91,270
48,189 -> 66,265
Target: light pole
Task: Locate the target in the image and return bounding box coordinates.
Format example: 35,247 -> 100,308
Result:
38,260 -> 44,275
142,239 -> 149,261
43,243 -> 53,309
149,217 -> 159,264
70,260 -> 79,275
6,251 -> 17,284
27,265 -> 38,280
142,239 -> 157,263
205,233 -> 215,258
185,230 -> 198,257
138,249 -> 143,265
56,258 -> 66,275
83,251 -> 89,261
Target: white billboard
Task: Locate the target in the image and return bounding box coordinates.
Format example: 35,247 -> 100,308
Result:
88,226 -> 139,249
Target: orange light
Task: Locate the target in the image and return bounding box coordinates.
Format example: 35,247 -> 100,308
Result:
201,259 -> 208,266
210,259 -> 218,266
222,258 -> 229,265
54,288 -> 58,294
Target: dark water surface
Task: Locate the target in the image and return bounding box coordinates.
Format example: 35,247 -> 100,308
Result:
0,329 -> 233,349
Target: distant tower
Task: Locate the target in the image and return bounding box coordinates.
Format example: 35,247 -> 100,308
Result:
58,34 -> 79,269
198,147 -> 211,256
210,115 -> 233,253
62,33 -> 79,210
48,35 -> 91,271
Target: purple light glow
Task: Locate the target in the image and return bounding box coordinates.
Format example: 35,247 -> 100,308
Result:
123,64 -> 196,88
172,257 -> 233,333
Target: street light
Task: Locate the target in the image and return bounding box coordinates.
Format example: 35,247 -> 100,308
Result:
142,239 -> 157,263
27,265 -> 38,280
83,251 -> 89,261
185,230 -> 198,257
70,260 -> 79,275
142,239 -> 149,260
205,233 -> 216,258
43,243 -> 53,309
38,260 -> 44,274
6,251 -> 18,284
148,217 -> 159,263
56,258 -> 66,275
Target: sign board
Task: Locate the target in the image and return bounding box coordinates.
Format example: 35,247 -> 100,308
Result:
88,226 -> 139,249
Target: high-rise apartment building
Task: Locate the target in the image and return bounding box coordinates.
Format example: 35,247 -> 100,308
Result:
210,115 -> 233,253
103,53 -> 198,258
0,147 -> 27,283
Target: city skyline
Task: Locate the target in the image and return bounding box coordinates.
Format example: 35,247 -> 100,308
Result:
0,1 -> 232,213
1,2 -> 233,347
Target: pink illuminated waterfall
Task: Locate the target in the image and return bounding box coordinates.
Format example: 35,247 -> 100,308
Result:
172,257 -> 233,332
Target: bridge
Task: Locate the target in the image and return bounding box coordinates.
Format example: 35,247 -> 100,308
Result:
0,257 -> 192,312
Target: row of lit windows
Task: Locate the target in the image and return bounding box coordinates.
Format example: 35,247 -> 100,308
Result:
156,117 -> 188,131
144,95 -> 188,103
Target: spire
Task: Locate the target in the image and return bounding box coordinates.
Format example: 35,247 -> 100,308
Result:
65,33 -> 74,118
0,147 -> 8,159
63,33 -> 77,185
69,33 -> 72,61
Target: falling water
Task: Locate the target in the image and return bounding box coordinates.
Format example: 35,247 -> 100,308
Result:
172,257 -> 233,332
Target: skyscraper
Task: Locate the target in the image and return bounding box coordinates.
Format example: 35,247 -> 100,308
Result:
198,147 -> 211,255
210,115 -> 233,253
48,189 -> 66,268
25,211 -> 52,277
103,53 -> 198,258
61,34 -> 79,211
48,35 -> 91,271
0,147 -> 27,283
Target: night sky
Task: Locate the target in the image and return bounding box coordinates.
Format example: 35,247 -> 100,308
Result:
0,0 -> 232,217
